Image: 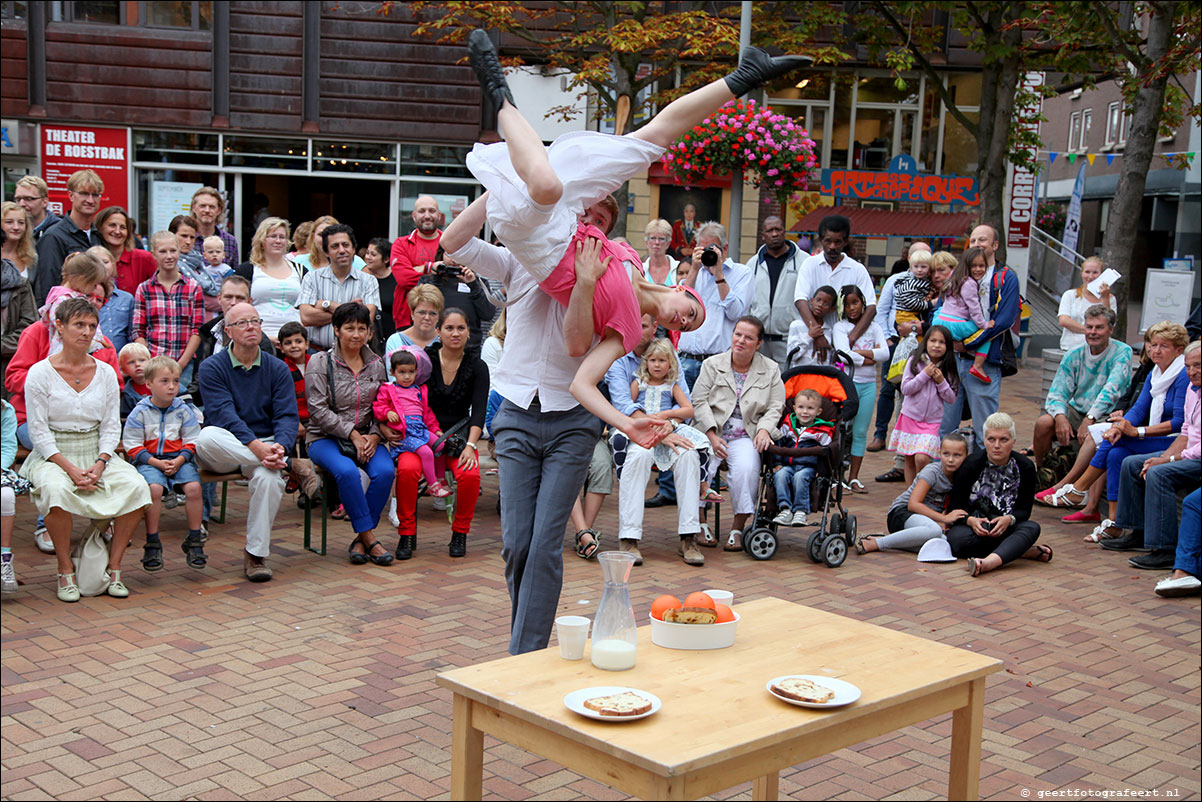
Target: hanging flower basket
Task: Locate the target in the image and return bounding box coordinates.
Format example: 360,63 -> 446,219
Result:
661,99 -> 819,205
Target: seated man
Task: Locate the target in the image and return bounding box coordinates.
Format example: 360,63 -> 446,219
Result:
195,302 -> 301,582
1031,305 -> 1131,520
1096,339 -> 1200,568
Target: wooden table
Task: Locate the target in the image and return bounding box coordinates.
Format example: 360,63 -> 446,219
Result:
437,597 -> 1001,800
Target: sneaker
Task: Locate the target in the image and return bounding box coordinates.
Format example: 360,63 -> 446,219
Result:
619,538 -> 643,566
244,550 -> 273,582
388,496 -> 400,528
432,496 -> 448,511
1,555 -> 17,597
1128,549 -> 1175,570
163,491 -> 179,510
792,510 -> 809,527
678,536 -> 705,566
772,509 -> 792,526
1155,574 -> 1201,597
448,532 -> 467,558
34,526 -> 54,554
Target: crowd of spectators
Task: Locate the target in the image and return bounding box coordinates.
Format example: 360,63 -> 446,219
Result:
0,172 -> 1197,615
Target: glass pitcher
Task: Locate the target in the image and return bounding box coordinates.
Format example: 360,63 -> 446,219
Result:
591,551 -> 638,671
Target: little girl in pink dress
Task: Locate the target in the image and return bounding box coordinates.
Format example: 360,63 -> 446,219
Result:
373,348 -> 452,498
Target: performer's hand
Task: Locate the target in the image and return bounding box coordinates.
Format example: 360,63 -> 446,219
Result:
575,238 -> 610,284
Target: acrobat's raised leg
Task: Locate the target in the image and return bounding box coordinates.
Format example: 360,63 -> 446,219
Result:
469,30 -> 562,207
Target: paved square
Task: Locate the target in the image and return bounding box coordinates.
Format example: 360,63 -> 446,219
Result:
2,361 -> 1199,800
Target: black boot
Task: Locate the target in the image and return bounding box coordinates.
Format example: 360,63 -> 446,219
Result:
724,47 -> 813,97
449,531 -> 467,558
468,29 -> 515,109
396,535 -> 416,561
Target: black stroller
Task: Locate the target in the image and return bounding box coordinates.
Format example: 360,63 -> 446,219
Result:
740,362 -> 859,566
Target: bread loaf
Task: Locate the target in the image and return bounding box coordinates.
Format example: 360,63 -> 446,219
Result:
661,606 -> 718,624
771,677 -> 835,704
583,691 -> 653,717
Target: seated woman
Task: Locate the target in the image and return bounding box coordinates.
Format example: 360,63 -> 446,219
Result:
1051,321 -> 1190,540
305,302 -> 395,566
691,316 -> 785,553
945,413 -> 1050,576
385,284 -> 444,353
18,297 -> 150,601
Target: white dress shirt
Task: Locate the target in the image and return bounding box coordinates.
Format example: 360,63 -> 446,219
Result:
448,237 -> 589,412
677,259 -> 754,357
794,252 -> 877,328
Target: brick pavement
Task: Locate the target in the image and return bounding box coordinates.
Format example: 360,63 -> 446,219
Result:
2,359 -> 1199,801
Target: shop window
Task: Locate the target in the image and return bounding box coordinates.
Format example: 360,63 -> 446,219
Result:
1068,112 -> 1082,151
941,110 -> 979,176
314,141 -> 397,176
768,104 -> 827,167
136,167 -> 219,243
400,144 -> 473,179
134,130 -> 219,166
771,73 -> 832,102
855,75 -> 919,106
223,135 -> 308,170
144,1 -> 211,30
1,2 -> 28,20
59,1 -> 121,24
851,108 -> 915,170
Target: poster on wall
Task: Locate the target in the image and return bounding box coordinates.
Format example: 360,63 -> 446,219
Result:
1006,72 -> 1044,249
1140,270 -> 1195,333
150,180 -> 203,236
40,125 -> 128,216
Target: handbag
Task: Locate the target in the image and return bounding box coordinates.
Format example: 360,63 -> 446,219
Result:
887,332 -> 920,385
72,523 -> 111,597
325,352 -> 365,465
433,417 -> 470,459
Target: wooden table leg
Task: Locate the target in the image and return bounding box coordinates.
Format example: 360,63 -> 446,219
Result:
451,694 -> 484,801
948,676 -> 985,801
752,771 -> 780,801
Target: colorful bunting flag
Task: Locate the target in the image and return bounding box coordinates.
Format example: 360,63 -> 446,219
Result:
1165,154 -> 1174,165
1106,154 -> 1116,166
1067,153 -> 1077,164
1049,152 -> 1058,164
1087,154 -> 1096,165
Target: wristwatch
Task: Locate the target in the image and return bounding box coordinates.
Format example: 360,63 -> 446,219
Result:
321,300 -> 332,311
1138,426 -> 1146,439
1168,455 -> 1177,463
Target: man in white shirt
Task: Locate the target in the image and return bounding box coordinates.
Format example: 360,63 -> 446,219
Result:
676,221 -> 754,390
441,196 -> 603,655
792,214 -> 877,363
749,215 -> 804,368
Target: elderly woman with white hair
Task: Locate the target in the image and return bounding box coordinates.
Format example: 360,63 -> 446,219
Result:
642,218 -> 679,287
945,412 -> 1050,576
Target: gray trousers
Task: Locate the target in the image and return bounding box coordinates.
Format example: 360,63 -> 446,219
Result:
494,399 -> 602,655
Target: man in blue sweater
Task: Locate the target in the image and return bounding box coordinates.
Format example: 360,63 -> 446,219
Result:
941,224 -> 1023,446
196,302 -> 299,581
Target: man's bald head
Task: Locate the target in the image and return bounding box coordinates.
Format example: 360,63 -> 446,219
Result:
908,241 -> 932,258
969,225 -> 1000,266
412,195 -> 442,237
225,302 -> 262,348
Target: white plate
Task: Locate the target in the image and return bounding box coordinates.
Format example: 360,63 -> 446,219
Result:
766,675 -> 861,709
564,686 -> 663,722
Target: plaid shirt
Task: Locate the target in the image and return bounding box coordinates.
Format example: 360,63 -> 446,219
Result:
192,226 -> 240,266
132,273 -> 205,361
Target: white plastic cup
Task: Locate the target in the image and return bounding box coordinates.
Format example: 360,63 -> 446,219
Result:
554,615 -> 590,660
703,589 -> 734,608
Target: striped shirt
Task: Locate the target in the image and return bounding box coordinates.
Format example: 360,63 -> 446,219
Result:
296,266 -> 380,349
132,273 -> 205,361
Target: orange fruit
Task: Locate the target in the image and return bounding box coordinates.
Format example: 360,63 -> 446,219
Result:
684,591 -> 716,611
714,603 -> 735,623
651,595 -> 682,620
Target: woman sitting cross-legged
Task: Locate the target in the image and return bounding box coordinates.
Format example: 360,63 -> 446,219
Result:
945,412 -> 1050,576
19,297 -> 150,601
305,302 -> 396,566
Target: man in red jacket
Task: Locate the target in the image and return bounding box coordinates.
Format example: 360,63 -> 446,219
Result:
390,195 -> 443,330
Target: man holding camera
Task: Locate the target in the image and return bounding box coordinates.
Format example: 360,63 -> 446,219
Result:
297,224 -> 380,350
390,195 -> 444,331
676,221 -> 754,391
418,256 -> 495,348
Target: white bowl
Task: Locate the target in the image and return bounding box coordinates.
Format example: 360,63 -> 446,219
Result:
649,611 -> 740,650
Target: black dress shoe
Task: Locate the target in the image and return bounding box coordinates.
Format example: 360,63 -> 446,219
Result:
644,493 -> 675,508
875,468 -> 905,483
396,535 -> 416,561
1128,549 -> 1175,570
468,29 -> 515,109
1101,533 -> 1149,552
449,531 -> 467,558
725,48 -> 813,96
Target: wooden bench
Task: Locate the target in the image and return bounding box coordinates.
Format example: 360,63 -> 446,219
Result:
198,469 -> 328,556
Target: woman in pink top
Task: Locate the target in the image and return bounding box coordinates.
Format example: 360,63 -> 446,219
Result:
934,247 -> 994,384
374,348 -> 450,498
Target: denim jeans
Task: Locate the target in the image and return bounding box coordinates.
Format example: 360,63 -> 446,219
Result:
873,341 -> 898,441
773,465 -> 816,513
308,438 -> 396,536
679,356 -> 703,395
940,355 -> 1001,445
1114,453 -> 1202,550
1174,489 -> 1200,577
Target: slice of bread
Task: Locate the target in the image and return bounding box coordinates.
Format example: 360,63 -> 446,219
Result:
771,677 -> 836,704
583,691 -> 653,717
661,606 -> 718,624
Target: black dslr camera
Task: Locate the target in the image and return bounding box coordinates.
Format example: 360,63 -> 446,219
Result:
699,245 -> 721,267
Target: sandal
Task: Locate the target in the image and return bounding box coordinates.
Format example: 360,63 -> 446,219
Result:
141,541 -> 164,572
966,557 -> 984,577
844,479 -> 868,494
57,572 -> 80,603
1083,519 -> 1121,543
723,530 -> 743,552
348,539 -> 369,565
182,537 -> 208,570
696,523 -> 718,548
106,569 -> 129,598
365,541 -> 394,566
574,529 -> 600,560
331,505 -> 348,520
1031,544 -> 1054,563
1043,484 -> 1086,509
700,489 -> 725,504
854,533 -> 871,555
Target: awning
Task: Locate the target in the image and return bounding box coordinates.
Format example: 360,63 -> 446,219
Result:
791,206 -> 979,238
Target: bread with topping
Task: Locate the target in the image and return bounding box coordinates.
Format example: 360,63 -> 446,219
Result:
583,691 -> 653,717
661,606 -> 718,624
771,677 -> 835,704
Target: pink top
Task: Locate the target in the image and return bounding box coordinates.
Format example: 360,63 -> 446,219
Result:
899,357 -> 959,425
41,285 -> 108,355
940,277 -> 988,328
538,221 -> 646,352
1182,384 -> 1200,461
373,383 -> 441,434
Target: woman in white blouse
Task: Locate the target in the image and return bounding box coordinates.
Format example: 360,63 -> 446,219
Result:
642,219 -> 679,287
19,297 -> 150,602
247,217 -> 302,343
1058,257 -> 1115,351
